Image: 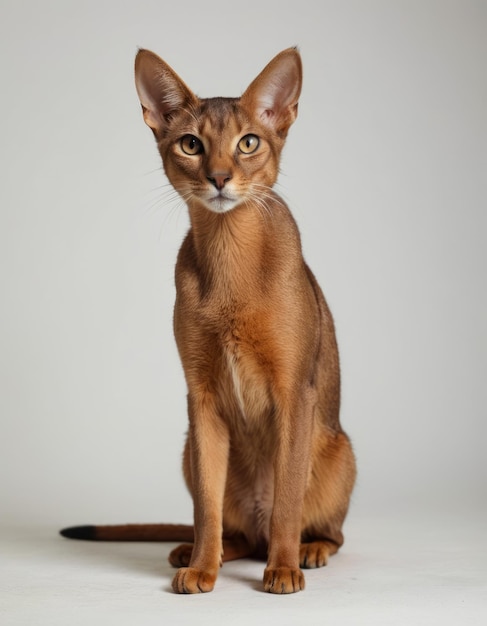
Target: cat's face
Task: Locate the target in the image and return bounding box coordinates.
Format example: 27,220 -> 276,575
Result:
135,48 -> 302,214
158,97 -> 283,214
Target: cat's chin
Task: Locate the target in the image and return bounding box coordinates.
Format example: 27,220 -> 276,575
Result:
201,195 -> 241,214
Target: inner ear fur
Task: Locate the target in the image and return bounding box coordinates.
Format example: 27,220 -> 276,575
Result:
134,49 -> 198,133
240,47 -> 303,136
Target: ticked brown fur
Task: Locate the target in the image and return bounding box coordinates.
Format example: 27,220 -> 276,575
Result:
61,48 -> 356,594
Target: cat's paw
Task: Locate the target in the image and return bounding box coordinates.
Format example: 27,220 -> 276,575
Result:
172,567 -> 216,594
263,567 -> 305,594
299,541 -> 332,569
168,543 -> 193,567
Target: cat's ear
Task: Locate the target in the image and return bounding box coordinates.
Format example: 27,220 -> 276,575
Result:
241,48 -> 302,136
134,49 -> 197,134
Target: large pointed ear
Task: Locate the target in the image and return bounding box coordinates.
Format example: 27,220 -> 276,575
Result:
134,49 -> 198,134
240,48 -> 302,136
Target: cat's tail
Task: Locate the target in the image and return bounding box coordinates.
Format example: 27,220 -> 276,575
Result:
59,523 -> 194,542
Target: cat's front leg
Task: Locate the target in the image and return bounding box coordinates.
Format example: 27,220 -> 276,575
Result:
172,392 -> 230,594
263,387 -> 315,594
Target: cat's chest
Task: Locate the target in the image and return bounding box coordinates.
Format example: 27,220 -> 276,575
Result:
218,319 -> 273,423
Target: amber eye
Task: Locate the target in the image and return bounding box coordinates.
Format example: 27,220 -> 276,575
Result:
180,135 -> 204,155
238,134 -> 260,154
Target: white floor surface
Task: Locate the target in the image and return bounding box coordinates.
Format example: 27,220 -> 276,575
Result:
1,511 -> 486,625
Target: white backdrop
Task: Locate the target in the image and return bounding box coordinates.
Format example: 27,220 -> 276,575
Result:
1,0 -> 485,530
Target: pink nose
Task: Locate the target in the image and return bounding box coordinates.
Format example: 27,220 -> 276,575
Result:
207,173 -> 232,190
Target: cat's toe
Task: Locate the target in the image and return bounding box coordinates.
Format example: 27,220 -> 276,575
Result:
299,541 -> 333,568
168,543 -> 193,567
172,567 -> 216,594
263,567 -> 305,594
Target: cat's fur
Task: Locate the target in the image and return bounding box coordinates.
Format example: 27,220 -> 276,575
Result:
60,48 -> 356,594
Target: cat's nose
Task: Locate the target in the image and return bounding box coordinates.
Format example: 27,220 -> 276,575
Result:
207,173 -> 232,191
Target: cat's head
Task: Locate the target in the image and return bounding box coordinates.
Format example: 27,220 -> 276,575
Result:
134,48 -> 302,214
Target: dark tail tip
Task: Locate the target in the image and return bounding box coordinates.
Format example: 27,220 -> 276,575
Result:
60,525 -> 97,540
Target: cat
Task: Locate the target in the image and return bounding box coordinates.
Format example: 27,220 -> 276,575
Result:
60,47 -> 356,595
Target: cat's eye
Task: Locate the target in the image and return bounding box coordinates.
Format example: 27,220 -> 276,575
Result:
180,134 -> 204,155
238,134 -> 260,154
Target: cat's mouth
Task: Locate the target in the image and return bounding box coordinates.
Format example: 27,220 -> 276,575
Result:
204,190 -> 240,214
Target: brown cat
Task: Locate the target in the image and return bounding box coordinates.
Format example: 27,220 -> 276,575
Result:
61,48 -> 356,594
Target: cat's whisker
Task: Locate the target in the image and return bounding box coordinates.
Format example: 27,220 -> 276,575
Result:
160,186 -> 200,232
140,182 -> 195,239
142,166 -> 165,177
142,186 -> 181,218
251,194 -> 272,219
182,101 -> 201,128
244,184 -> 284,225
251,183 -> 287,210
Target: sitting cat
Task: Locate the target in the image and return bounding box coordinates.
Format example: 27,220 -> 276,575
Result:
61,47 -> 356,594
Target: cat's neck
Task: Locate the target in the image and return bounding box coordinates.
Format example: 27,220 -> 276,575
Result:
184,194 -> 290,299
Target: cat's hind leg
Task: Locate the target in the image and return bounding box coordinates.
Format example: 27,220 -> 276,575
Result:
299,540 -> 338,569
169,534 -> 252,568
169,544 -> 193,567
298,430 -> 356,571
